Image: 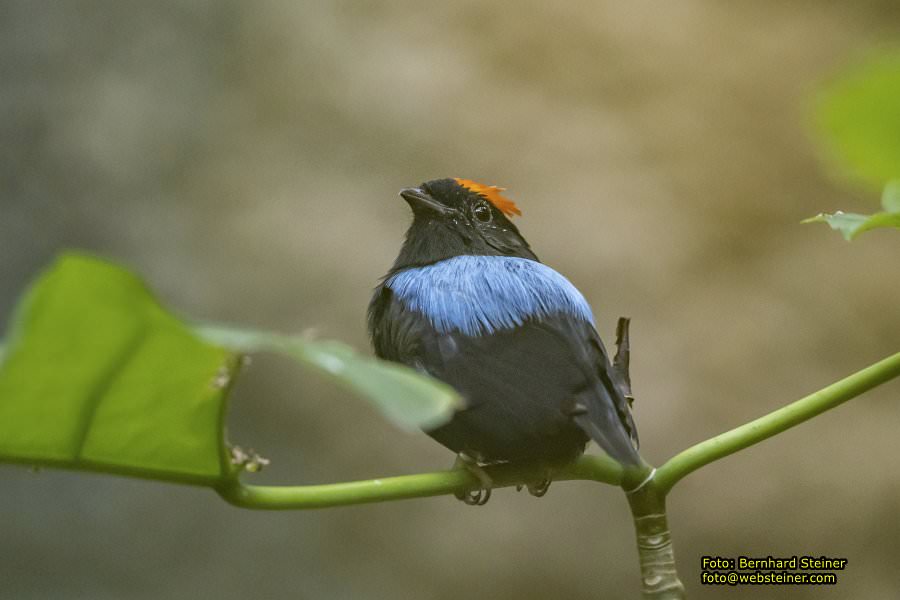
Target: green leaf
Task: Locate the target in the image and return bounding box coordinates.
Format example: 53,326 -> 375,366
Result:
0,253 -> 462,488
195,325 -> 462,432
816,50 -> 900,188
802,209 -> 900,240
0,253 -> 239,485
802,179 -> 900,240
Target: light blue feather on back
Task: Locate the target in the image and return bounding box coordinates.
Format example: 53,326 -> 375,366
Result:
386,255 -> 595,336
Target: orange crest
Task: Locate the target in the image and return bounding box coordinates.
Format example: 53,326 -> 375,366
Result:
454,178 -> 522,217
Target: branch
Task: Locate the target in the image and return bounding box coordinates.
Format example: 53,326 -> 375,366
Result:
217,454 -> 625,510
655,351 -> 900,494
627,484 -> 686,599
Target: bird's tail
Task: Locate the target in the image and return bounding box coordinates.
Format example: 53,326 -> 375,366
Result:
572,385 -> 641,466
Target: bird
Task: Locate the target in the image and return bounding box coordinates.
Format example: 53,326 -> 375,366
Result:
368,177 -> 640,504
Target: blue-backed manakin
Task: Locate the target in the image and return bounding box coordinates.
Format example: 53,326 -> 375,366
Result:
368,178 -> 639,504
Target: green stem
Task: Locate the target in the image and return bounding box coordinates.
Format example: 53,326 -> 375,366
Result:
219,351 -> 900,509
217,454 -> 624,510
655,351 -> 900,494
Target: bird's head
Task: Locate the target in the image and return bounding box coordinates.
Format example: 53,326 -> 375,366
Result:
390,177 -> 537,271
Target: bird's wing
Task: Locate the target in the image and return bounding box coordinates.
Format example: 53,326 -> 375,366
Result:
369,284 -> 640,464
569,322 -> 640,461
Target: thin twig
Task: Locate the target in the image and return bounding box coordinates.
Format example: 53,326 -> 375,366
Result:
655,351 -> 900,493
216,454 -> 625,510
613,317 -> 635,405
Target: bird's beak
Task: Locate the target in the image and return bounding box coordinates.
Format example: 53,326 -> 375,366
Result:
399,187 -> 453,215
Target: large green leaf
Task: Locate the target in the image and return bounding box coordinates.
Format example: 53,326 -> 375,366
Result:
0,253 -> 239,485
816,50 -> 900,187
0,253 -> 461,486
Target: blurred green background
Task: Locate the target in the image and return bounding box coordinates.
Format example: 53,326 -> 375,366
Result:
2,2 -> 899,598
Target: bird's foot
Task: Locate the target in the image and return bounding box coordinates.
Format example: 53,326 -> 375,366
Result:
453,453 -> 493,506
526,478 -> 551,497
516,464 -> 554,498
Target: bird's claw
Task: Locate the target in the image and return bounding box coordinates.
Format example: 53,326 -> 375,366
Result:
526,478 -> 551,497
458,487 -> 492,505
453,453 -> 493,506
515,464 -> 554,497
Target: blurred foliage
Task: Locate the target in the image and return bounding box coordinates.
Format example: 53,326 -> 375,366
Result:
808,49 -> 900,238
196,325 -> 462,432
816,49 -> 900,189
0,253 -> 459,486
803,180 -> 900,240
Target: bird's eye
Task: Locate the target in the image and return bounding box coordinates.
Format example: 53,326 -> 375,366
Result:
473,204 -> 492,223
